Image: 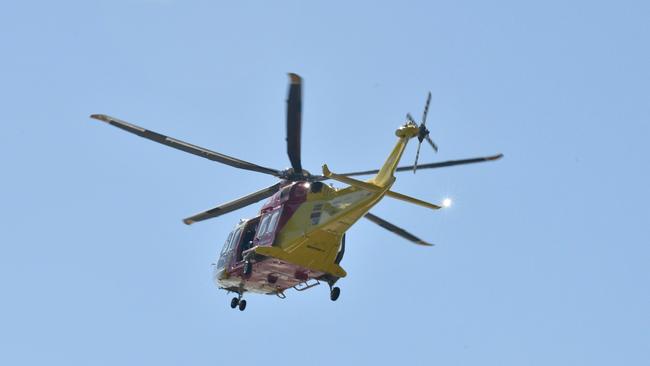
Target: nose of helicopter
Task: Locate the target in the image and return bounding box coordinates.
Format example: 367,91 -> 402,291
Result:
211,264 -> 226,285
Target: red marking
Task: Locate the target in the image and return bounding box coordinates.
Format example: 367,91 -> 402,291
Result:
253,182 -> 310,244
274,182 -> 309,232
294,270 -> 308,282
222,182 -> 316,293
230,256 -> 324,293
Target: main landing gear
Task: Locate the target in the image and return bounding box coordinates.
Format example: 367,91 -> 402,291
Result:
330,286 -> 341,301
327,282 -> 341,301
230,293 -> 247,311
324,275 -> 341,302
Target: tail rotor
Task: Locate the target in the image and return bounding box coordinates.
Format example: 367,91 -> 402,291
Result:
410,92 -> 438,173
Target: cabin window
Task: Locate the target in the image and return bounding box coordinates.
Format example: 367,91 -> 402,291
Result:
255,209 -> 282,240
256,215 -> 272,237
267,210 -> 281,233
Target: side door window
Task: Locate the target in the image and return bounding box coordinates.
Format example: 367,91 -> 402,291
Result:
255,215 -> 272,240
255,208 -> 282,245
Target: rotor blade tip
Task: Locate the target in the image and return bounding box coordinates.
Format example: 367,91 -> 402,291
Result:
288,73 -> 302,84
90,114 -> 109,122
183,218 -> 194,225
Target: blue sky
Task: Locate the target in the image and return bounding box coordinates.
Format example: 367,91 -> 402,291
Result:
1,1 -> 649,365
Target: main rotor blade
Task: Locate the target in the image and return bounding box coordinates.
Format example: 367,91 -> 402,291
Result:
286,73 -> 303,174
90,114 -> 282,177
364,212 -> 433,246
398,153 -> 502,172
183,183 -> 282,225
334,154 -> 503,177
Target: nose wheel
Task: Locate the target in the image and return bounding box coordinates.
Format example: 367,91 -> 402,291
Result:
230,293 -> 247,311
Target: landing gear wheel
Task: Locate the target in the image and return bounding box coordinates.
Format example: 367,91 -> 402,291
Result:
238,299 -> 247,311
230,297 -> 239,309
330,286 -> 341,301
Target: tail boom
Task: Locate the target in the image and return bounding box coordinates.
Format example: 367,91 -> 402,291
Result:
371,123 -> 419,187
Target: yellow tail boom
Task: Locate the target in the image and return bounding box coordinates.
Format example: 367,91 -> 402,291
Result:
371,123 -> 420,187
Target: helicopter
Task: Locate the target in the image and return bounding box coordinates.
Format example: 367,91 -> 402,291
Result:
90,73 -> 502,311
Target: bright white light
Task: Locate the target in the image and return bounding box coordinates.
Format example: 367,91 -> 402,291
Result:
442,198 -> 453,208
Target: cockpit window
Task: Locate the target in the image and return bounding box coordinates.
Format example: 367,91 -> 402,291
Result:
220,231 -> 234,255
216,227 -> 241,270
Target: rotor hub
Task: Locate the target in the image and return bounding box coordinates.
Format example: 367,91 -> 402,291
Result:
418,124 -> 430,143
281,167 -> 313,181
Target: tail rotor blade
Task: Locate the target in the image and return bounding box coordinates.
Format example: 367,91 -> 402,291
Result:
406,113 -> 416,124
421,92 -> 431,127
425,135 -> 438,153
413,142 -> 422,173
412,92 -> 433,173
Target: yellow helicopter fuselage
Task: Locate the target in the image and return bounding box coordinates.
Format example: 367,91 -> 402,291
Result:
214,123 -> 422,295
